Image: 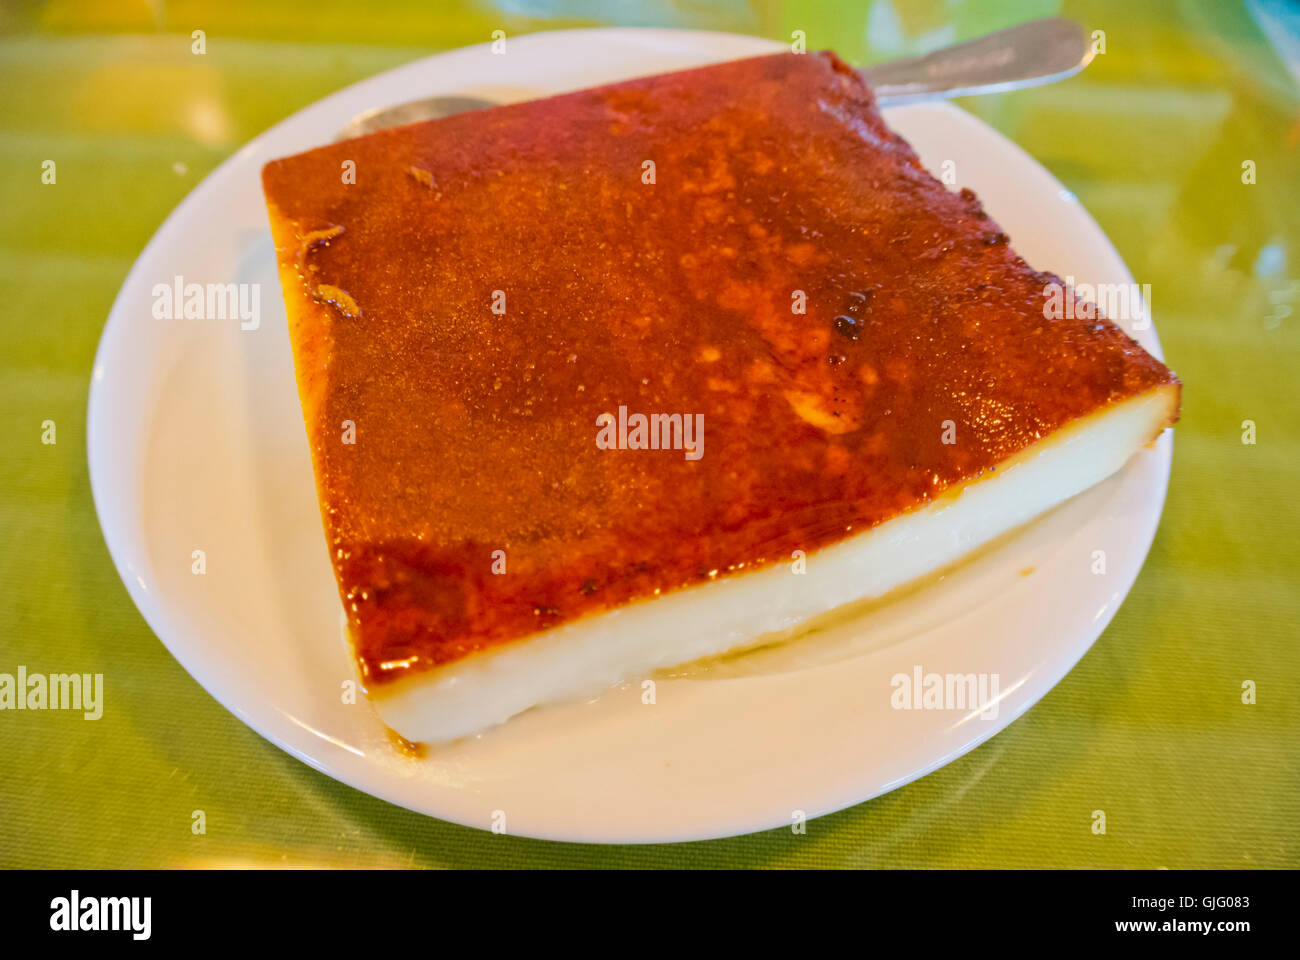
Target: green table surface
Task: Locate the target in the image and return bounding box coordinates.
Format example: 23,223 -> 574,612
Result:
2,0 -> 1297,868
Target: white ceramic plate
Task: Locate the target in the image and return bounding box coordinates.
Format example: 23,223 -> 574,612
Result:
88,28 -> 1172,843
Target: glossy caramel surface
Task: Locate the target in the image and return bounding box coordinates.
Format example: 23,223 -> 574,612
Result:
262,51 -> 1179,684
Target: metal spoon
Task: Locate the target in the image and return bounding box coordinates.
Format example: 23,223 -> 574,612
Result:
335,17 -> 1092,140
862,17 -> 1093,106
336,95 -> 498,141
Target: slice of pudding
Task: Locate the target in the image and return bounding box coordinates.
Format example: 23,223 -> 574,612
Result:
262,50 -> 1180,743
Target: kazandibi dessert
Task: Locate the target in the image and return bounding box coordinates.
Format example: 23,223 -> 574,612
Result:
261,50 -> 1180,743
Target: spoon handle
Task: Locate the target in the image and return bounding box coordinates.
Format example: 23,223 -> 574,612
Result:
863,17 -> 1093,107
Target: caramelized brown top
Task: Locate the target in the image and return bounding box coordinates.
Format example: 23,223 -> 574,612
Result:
262,51 -> 1179,685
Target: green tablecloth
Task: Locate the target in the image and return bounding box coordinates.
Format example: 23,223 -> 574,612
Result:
2,0 -> 1297,867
